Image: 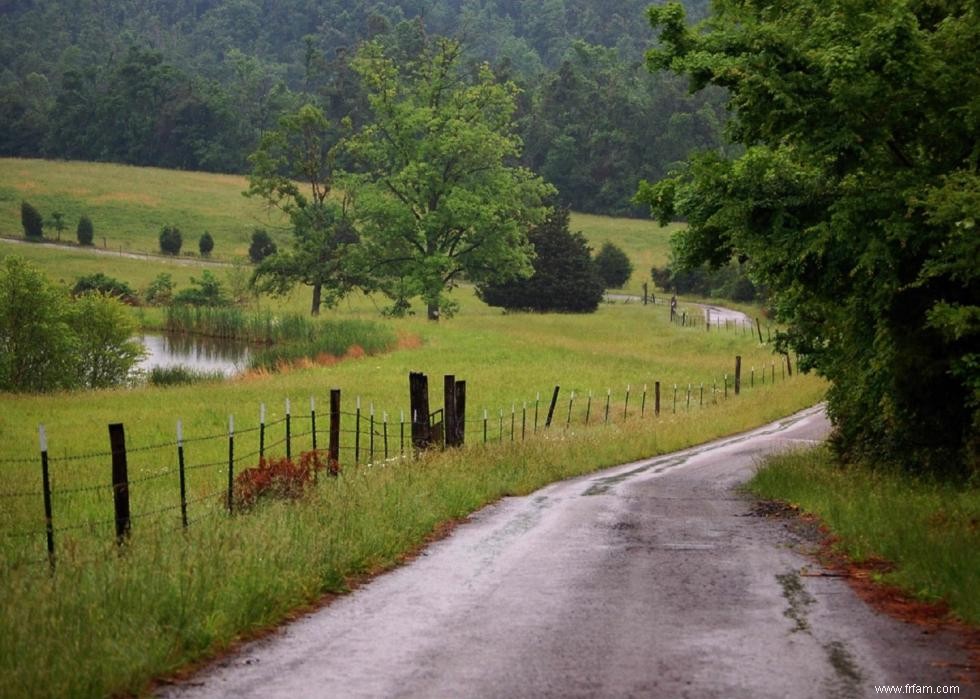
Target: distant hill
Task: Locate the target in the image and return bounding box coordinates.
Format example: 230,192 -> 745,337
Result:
0,1 -> 722,216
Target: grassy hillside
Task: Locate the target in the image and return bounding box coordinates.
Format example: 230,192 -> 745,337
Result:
0,158 -> 674,282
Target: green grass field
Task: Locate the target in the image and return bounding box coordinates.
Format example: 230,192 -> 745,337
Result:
0,158 -> 827,697
0,158 -> 677,280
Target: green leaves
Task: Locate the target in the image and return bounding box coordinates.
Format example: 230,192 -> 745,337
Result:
641,0 -> 980,473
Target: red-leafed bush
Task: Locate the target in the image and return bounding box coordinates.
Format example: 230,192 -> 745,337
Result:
232,450 -> 337,511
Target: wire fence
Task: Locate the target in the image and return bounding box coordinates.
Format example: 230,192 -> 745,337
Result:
0,352 -> 798,571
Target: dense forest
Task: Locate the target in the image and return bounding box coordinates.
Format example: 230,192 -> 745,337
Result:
0,0 -> 721,215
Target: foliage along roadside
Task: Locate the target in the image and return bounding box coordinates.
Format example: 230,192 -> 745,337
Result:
748,447 -> 980,626
638,1 -> 980,476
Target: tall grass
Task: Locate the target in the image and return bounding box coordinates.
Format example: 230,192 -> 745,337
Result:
0,384 -> 825,698
163,306 -> 397,369
748,448 -> 980,625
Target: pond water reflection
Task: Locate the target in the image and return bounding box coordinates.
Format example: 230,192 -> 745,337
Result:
138,333 -> 251,377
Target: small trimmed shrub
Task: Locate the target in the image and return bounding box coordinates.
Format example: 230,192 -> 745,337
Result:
248,229 -> 277,263
21,201 -> 43,239
76,216 -> 94,246
143,273 -> 174,306
198,231 -> 214,257
594,241 -> 633,288
159,225 -> 182,255
172,270 -> 228,306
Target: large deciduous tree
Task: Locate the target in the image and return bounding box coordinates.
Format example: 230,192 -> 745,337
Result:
345,37 -> 554,320
637,2 -> 980,474
246,104 -> 359,315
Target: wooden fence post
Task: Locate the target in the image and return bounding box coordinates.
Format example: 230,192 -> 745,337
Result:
655,382 -> 661,417
785,353 -> 794,376
285,398 -> 292,461
545,386 -> 560,427
444,374 -> 458,448
455,380 -> 466,446
329,389 -> 341,471
259,403 -> 266,460
409,372 -> 431,449
735,356 -> 742,395
108,423 -> 130,543
755,318 -> 764,344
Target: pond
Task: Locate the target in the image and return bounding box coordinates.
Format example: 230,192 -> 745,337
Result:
137,333 -> 251,377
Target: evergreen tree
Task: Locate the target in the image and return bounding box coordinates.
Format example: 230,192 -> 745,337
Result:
76,215 -> 94,246
20,201 -> 43,239
594,242 -> 633,288
478,208 -> 604,313
198,231 -> 214,257
158,225 -> 183,255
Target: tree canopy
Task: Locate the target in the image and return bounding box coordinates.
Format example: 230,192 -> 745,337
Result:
344,37 -> 554,319
637,1 -> 980,474
246,104 -> 359,315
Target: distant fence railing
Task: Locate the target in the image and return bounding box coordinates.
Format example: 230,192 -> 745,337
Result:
0,353 -> 797,571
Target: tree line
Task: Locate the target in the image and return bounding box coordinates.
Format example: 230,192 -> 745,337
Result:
0,0 -> 721,216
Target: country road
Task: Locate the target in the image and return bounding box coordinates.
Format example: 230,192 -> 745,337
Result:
159,406 -> 973,699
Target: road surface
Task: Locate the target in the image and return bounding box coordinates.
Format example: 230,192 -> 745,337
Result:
159,406 -> 973,698
605,292 -> 750,327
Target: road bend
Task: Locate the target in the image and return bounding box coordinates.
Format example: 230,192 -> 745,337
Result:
160,406 -> 973,698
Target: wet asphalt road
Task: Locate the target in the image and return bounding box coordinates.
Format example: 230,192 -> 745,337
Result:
159,406 -> 973,698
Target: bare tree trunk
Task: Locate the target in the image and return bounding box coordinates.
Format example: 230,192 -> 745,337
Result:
311,283 -> 322,316
427,301 -> 440,321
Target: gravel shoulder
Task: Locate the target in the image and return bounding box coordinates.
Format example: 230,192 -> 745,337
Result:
158,406 -> 974,698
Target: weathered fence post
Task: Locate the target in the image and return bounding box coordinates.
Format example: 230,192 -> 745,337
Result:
329,389 -> 341,471
108,423 -> 131,543
624,384 -> 631,420
604,388 -> 611,423
521,402 -> 527,440
655,382 -> 661,417
545,386 -> 560,428
511,404 -> 516,440
641,384 -> 648,417
756,318 -> 764,344
585,390 -> 593,425
566,391 -> 575,428
734,356 -> 742,396
39,425 -> 54,569
444,375 -> 458,448
785,353 -> 794,377
643,282 -> 648,306
483,408 -> 488,443
409,372 -> 431,450
455,380 -> 467,446
534,392 -> 540,432
400,410 -> 406,457
226,415 -> 234,514
310,397 -> 317,482
673,384 -> 678,413
177,420 -> 187,529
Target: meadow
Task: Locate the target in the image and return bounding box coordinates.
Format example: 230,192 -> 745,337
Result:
0,157 -> 826,696
0,158 -> 677,282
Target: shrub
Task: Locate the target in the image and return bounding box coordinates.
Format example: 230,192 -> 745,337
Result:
67,294 -> 144,389
71,273 -> 137,304
20,201 -> 43,239
248,229 -> 277,263
478,208 -> 605,313
198,231 -> 214,257
76,215 -> 94,246
233,451 -> 334,511
172,270 -> 228,306
594,241 -> 633,288
143,273 -> 174,306
159,225 -> 182,255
